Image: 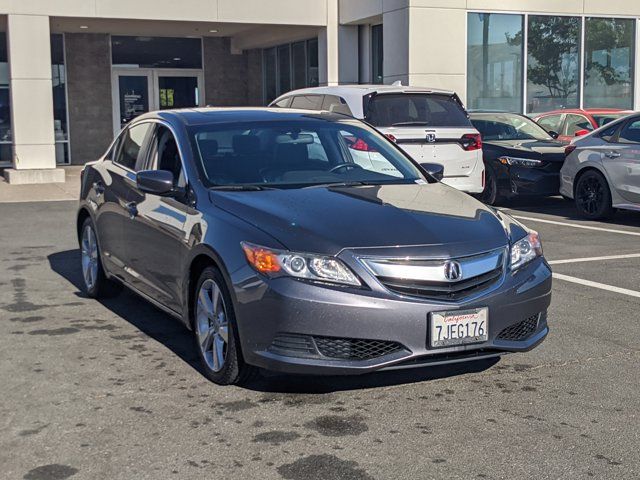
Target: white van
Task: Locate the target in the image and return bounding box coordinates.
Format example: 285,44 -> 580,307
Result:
270,84 -> 484,193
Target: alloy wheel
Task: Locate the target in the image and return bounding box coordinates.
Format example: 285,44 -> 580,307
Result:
195,279 -> 229,373
577,176 -> 604,215
81,225 -> 99,291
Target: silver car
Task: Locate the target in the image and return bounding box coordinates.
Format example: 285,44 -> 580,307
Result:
560,113 -> 640,219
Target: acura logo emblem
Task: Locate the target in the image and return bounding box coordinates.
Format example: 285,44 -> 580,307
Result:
444,261 -> 462,281
426,133 -> 436,143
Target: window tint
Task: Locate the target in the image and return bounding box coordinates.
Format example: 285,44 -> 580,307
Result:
536,115 -> 563,133
272,97 -> 292,108
149,126 -> 185,187
189,120 -> 425,187
365,94 -> 471,127
598,122 -> 621,142
113,123 -> 152,170
290,95 -> 324,110
564,114 -> 593,136
321,95 -> 352,115
618,119 -> 640,144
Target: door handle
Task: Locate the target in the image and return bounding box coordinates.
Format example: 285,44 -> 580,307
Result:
605,151 -> 621,158
92,181 -> 105,196
125,201 -> 138,219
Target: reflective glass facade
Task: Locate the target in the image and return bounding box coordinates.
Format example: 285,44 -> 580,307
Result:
468,13 -> 636,113
262,38 -> 319,104
0,32 -> 10,165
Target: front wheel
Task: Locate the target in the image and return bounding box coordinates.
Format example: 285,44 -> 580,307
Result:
192,267 -> 256,385
80,217 -> 119,298
479,166 -> 503,206
574,170 -> 614,219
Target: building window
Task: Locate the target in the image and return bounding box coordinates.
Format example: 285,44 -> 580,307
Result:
467,13 -> 524,113
527,16 -> 581,113
371,24 -> 383,84
111,36 -> 202,69
584,17 -> 635,109
0,32 -> 11,166
262,38 -> 319,104
51,34 -> 69,164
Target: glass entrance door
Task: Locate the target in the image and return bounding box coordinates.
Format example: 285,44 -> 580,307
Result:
112,69 -> 203,133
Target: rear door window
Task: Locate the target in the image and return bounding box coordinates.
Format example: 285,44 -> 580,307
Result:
290,95 -> 324,110
322,95 -> 353,115
271,96 -> 292,108
617,118 -> 640,144
364,94 -> 471,127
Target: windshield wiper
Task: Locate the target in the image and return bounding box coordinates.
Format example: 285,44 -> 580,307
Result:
210,184 -> 275,191
390,121 -> 431,127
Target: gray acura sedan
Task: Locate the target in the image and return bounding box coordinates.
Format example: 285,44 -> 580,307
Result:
77,108 -> 551,385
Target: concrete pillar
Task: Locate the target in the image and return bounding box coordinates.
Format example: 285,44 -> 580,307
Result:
320,0 -> 358,86
4,14 -> 63,184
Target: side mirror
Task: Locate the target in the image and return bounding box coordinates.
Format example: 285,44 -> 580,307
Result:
420,162 -> 444,181
548,130 -> 559,139
136,170 -> 175,195
575,129 -> 590,137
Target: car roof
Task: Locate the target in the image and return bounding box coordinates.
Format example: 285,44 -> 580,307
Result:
133,107 -> 355,127
271,84 -> 457,118
534,108 -> 632,116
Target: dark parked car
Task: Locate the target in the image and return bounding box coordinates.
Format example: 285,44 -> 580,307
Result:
470,112 -> 566,205
77,108 -> 551,385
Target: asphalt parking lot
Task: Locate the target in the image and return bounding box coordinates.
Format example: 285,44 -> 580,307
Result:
1,198 -> 639,480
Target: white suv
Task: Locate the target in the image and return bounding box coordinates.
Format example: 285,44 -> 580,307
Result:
269,84 -> 484,193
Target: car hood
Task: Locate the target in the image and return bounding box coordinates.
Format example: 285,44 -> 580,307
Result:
486,139 -> 565,162
210,183 -> 526,256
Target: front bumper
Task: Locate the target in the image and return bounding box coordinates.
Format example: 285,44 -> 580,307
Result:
233,256 -> 552,375
496,163 -> 561,198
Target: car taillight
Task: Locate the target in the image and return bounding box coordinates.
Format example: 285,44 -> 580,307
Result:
461,133 -> 482,151
565,144 -> 577,156
348,138 -> 377,152
384,133 -> 397,143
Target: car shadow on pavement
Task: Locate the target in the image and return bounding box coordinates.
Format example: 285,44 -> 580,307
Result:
503,196 -> 640,227
49,248 -> 500,393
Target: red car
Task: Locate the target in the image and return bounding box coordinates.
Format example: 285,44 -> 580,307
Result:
533,108 -> 632,144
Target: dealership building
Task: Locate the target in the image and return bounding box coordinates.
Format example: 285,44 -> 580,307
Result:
1,0 -> 639,182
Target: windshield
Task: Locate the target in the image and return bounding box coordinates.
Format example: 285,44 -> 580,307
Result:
364,93 -> 471,127
188,119 -> 428,188
592,114 -> 626,128
471,114 -> 552,141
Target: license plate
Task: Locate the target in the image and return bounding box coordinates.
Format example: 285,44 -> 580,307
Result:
429,307 -> 488,348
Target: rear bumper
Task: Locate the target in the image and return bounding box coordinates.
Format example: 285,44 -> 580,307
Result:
441,163 -> 485,194
233,257 -> 552,375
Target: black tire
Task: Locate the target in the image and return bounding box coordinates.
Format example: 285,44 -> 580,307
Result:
480,165 -> 503,206
574,170 -> 614,219
192,266 -> 257,385
79,217 -> 121,298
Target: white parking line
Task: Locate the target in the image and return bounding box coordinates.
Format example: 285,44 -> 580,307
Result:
548,253 -> 640,265
508,215 -> 640,237
553,273 -> 640,299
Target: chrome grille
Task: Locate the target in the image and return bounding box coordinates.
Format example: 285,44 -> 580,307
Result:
361,247 -> 506,301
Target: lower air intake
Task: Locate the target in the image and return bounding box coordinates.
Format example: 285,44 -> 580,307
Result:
497,314 -> 540,341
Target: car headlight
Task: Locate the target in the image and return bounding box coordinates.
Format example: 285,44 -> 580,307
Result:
241,242 -> 361,286
510,231 -> 543,271
499,156 -> 543,168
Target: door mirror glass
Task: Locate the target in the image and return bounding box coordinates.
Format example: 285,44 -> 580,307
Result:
420,162 -> 444,181
136,169 -> 175,195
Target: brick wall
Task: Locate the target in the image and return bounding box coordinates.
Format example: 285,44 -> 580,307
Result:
65,33 -> 113,165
